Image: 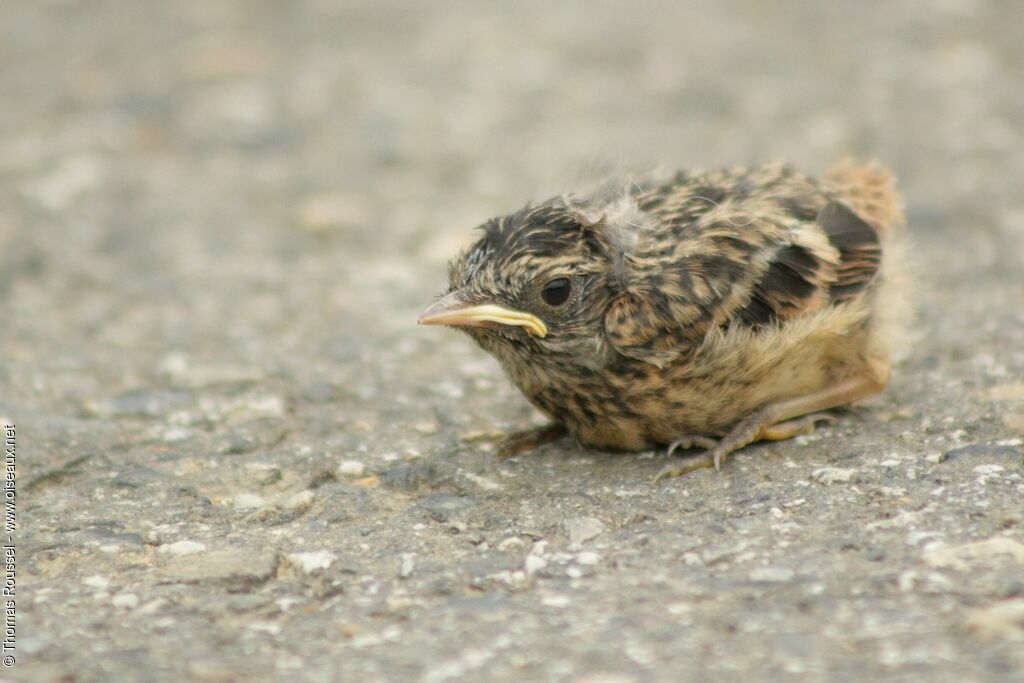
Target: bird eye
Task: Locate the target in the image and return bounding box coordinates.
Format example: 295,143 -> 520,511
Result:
540,278 -> 572,307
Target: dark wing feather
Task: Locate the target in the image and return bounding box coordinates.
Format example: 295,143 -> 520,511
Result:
734,201 -> 881,327
817,200 -> 882,301
735,243 -> 826,325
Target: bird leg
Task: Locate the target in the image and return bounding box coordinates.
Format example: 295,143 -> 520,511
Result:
496,423 -> 568,459
759,413 -> 836,440
655,371 -> 887,480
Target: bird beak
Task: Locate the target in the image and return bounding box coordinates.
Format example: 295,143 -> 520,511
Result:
418,292 -> 548,338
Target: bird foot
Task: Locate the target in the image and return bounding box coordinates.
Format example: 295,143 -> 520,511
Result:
656,434 -> 722,480
655,411 -> 837,481
496,424 -> 568,460
654,451 -> 717,480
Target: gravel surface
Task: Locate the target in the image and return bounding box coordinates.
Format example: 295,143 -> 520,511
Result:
8,2 -> 1024,682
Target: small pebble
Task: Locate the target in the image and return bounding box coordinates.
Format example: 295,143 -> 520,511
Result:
541,594 -> 571,608
158,540 -> 207,556
284,490 -> 316,512
233,493 -> 267,510
235,394 -> 286,419
83,575 -> 110,589
338,460 -> 366,476
413,421 -> 439,434
399,553 -> 416,579
525,555 -> 547,575
810,467 -> 857,484
286,551 -> 337,574
497,537 -> 524,551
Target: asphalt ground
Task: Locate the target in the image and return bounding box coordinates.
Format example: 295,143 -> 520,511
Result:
7,2 -> 1024,681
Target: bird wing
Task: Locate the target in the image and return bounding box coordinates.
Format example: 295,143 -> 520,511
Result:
734,200 -> 882,321
602,173 -> 882,366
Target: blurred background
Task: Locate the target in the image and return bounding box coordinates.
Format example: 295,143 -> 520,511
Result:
5,1 -> 1021,393
7,2 -> 1024,681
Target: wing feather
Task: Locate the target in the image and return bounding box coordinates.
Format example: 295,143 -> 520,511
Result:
602,165 -> 885,366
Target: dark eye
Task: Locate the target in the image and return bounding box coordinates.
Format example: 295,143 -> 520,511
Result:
540,278 -> 572,307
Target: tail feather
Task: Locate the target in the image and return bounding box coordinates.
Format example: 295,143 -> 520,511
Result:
824,160 -> 905,238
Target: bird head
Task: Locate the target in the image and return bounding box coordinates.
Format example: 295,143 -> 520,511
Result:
419,197 -> 629,366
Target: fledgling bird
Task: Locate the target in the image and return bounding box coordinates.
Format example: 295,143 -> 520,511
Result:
419,161 -> 910,478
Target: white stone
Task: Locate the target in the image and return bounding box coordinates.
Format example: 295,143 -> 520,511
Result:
82,575 -> 110,589
399,553 -> 416,579
497,537 -> 524,551
284,490 -> 315,512
525,555 -> 547,576
541,594 -> 571,608
158,540 -> 206,556
810,467 -> 857,484
233,493 -> 266,510
338,460 -> 366,476
286,551 -> 337,574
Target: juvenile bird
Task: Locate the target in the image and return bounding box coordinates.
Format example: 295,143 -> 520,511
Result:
419,161 -> 909,478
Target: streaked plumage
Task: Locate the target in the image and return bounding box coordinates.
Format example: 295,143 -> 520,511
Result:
420,161 -> 910,477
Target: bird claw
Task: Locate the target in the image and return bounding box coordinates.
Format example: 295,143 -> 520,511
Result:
653,442 -> 738,481
666,434 -> 719,458
654,452 -> 717,481
656,434 -> 723,480
712,448 -> 727,471
657,408 -> 774,480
